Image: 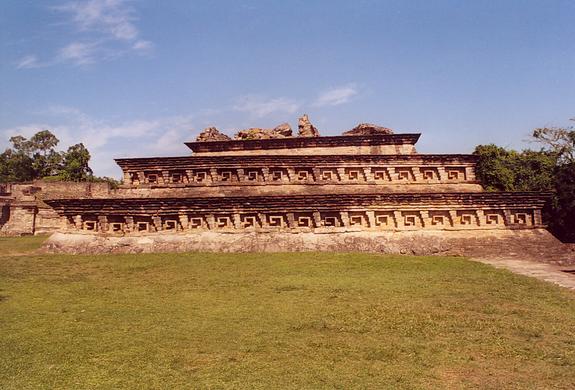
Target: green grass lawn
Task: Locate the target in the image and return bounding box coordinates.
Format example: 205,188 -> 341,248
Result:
1,237 -> 575,389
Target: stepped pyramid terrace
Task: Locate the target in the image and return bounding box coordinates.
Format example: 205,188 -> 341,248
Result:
23,115 -> 567,258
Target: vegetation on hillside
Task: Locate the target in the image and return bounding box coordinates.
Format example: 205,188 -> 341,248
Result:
474,121 -> 575,242
0,130 -> 118,187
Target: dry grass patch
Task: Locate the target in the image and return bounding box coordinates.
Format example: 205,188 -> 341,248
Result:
0,234 -> 47,256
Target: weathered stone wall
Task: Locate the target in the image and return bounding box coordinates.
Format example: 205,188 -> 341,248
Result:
119,166 -> 479,192
191,144 -> 417,156
185,134 -> 420,155
47,192 -> 548,237
26,181 -> 111,199
5,181 -> 110,202
33,208 -> 63,234
0,181 -> 111,236
116,183 -> 484,198
41,229 -> 574,265
0,205 -> 36,235
0,204 -> 9,226
115,154 -> 479,194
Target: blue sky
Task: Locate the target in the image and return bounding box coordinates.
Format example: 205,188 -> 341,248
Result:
1,0 -> 574,177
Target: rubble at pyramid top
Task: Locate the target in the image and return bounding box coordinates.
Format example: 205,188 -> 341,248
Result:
195,118 -> 395,142
342,123 -> 394,136
195,127 -> 231,142
195,115 -> 322,141
234,123 -> 293,140
297,114 -> 320,137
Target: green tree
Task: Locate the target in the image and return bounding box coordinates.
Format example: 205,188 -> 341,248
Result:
60,143 -> 93,181
1,130 -> 63,180
0,130 -> 99,183
532,119 -> 575,163
473,145 -> 557,192
0,149 -> 35,182
9,135 -> 31,154
533,122 -> 575,242
551,162 -> 575,242
474,119 -> 575,242
28,130 -> 59,153
473,144 -> 516,191
28,130 -> 62,178
513,150 -> 558,191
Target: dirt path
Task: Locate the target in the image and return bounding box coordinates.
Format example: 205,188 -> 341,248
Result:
473,257 -> 575,291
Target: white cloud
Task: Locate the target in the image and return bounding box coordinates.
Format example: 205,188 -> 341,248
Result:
233,96 -> 300,118
1,107 -> 195,178
44,105 -> 90,117
132,39 -> 153,51
57,0 -> 139,41
152,129 -> 185,155
58,42 -> 99,65
16,55 -> 44,69
313,84 -> 359,107
1,124 -> 52,142
16,0 -> 153,69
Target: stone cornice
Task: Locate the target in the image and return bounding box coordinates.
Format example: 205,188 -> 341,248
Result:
115,153 -> 475,170
184,134 -> 421,154
46,192 -> 550,215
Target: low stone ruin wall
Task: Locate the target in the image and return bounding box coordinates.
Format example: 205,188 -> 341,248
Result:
0,181 -> 111,236
41,228 -> 574,265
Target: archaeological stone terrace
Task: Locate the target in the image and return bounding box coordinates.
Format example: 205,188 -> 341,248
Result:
3,115 -> 570,260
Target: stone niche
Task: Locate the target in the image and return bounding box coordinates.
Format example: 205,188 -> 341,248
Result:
267,214 -> 287,228
82,219 -> 99,232
193,170 -> 209,183
395,168 -> 414,181
374,211 -> 395,229
145,171 -> 162,185
245,169 -> 263,182
456,210 -> 477,227
372,168 -> 391,181
189,215 -> 206,229
162,216 -> 181,232
320,212 -> 342,227
344,168 -> 364,181
269,168 -> 288,182
214,214 -> 234,229
170,171 -> 187,184
429,211 -> 451,228
320,168 -> 338,181
133,216 -> 153,233
348,211 -> 368,228
401,211 -> 422,228
484,210 -> 505,226
218,169 -> 237,182
420,167 -> 439,181
294,212 -> 315,228
446,167 -> 466,181
511,210 -> 532,226
295,168 -> 314,182
240,214 -> 260,229
129,172 -> 140,186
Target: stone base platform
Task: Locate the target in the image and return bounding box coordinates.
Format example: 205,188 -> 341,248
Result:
41,229 -> 574,265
